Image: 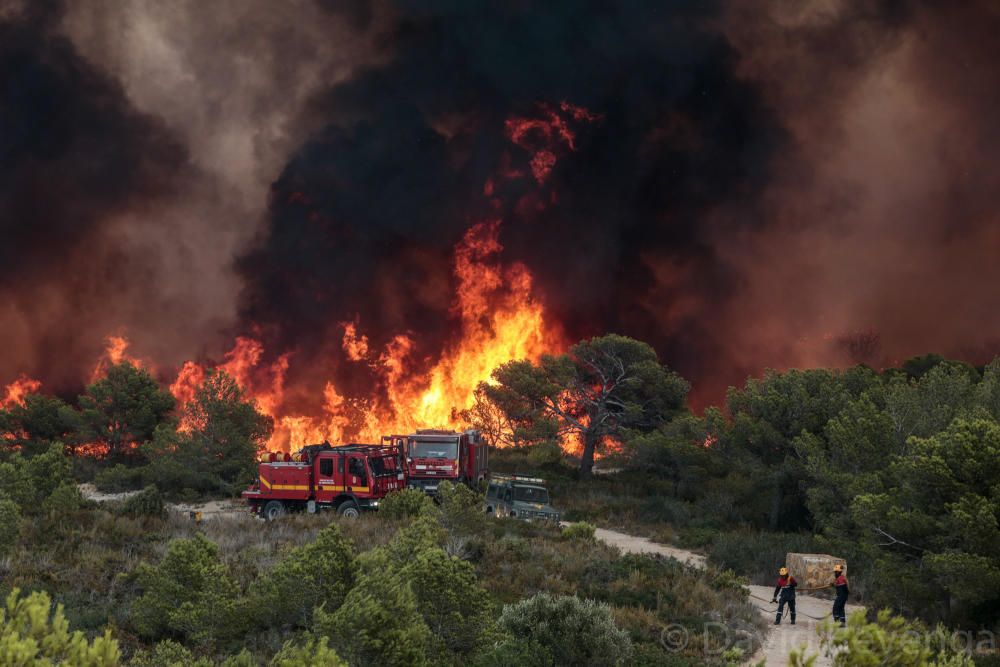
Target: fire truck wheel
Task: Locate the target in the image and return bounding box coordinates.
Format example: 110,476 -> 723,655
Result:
337,500 -> 360,518
263,501 -> 286,521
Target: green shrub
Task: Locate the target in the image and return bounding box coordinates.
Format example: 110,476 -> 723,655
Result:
252,522 -> 355,628
271,634 -> 347,667
129,640 -> 212,667
0,497 -> 21,556
315,566 -> 432,667
42,482 -> 84,516
131,534 -> 240,646
94,463 -> 145,492
0,588 -> 121,666
676,526 -> 716,549
562,521 -> 596,541
386,516 -> 447,563
438,480 -> 486,538
527,441 -> 564,467
379,487 -> 436,519
119,486 -> 167,519
402,546 -> 495,659
472,638 -> 553,666
791,610 -> 975,666
707,530 -> 821,585
497,592 -> 632,666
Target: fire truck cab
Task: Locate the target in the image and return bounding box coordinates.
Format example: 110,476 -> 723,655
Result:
382,429 -> 488,494
242,443 -> 405,520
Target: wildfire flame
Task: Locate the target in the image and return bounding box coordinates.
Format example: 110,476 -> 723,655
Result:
4,104 -> 600,454
1,375 -> 42,409
165,218 -> 562,451
90,335 -> 146,383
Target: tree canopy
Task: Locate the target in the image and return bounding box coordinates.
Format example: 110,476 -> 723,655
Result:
478,334 -> 689,475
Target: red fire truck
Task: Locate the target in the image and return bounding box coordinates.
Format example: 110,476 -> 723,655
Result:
381,429 -> 488,494
242,443 -> 406,520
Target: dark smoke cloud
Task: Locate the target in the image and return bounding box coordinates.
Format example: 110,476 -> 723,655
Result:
0,0 -> 188,388
708,0 -> 1000,402
5,0 -> 1000,410
238,1 -> 784,407
0,0 -> 381,392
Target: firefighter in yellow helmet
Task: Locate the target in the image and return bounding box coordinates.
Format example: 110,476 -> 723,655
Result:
831,563 -> 849,627
771,566 -> 797,625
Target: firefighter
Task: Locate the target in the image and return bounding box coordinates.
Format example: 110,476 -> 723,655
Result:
771,566 -> 797,625
831,564 -> 849,627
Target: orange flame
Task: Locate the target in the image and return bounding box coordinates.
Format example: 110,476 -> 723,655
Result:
90,335 -> 146,382
165,218 -> 562,451
1,375 -> 42,409
130,105 -> 598,452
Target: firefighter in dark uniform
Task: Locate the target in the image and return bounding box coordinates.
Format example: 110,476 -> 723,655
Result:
771,566 -> 797,625
831,563 -> 849,627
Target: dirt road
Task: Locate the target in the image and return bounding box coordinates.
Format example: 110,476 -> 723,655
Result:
78,484 -> 246,519
591,527 -> 863,666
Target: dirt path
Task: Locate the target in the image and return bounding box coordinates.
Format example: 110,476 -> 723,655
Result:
78,484 -> 246,519
590,527 -> 863,666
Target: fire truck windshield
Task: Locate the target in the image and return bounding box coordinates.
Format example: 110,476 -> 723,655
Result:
513,486 -> 549,504
410,440 -> 458,459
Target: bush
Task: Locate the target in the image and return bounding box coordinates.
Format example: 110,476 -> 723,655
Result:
562,522 -> 596,541
42,483 -> 85,516
0,497 -> 21,556
707,530 -> 821,585
472,638 -> 553,666
379,488 -> 436,519
497,592 -> 632,666
791,610 -> 975,666
402,546 -> 495,659
676,526 -> 716,549
94,463 -> 146,492
129,640 -> 212,667
252,522 -> 355,628
0,588 -> 121,665
271,634 -> 347,667
527,441 -> 564,467
315,565 -> 432,667
131,534 -> 240,646
119,486 -> 167,519
438,481 -> 486,537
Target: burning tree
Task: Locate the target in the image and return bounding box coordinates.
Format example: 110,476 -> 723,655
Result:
480,334 -> 689,476
78,362 -> 175,461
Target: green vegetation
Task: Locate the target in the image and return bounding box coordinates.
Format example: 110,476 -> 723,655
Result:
2,336 -> 999,662
0,588 -> 121,666
477,335 -> 688,475
790,610 -> 975,666
0,477 -> 761,665
484,351 -> 1000,630
496,592 -> 632,666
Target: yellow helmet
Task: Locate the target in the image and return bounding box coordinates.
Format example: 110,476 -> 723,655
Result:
779,567 -> 788,576
834,564 -> 843,573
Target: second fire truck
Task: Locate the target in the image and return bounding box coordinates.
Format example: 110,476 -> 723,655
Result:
382,429 -> 488,494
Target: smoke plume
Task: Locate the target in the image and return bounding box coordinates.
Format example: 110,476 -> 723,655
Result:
3,0 -> 1000,420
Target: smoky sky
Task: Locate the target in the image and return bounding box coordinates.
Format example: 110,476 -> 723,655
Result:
3,0 -> 1000,408
0,0 -> 188,388
239,0 -> 785,406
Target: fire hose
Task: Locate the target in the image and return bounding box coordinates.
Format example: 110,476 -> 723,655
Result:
748,591 -> 833,622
